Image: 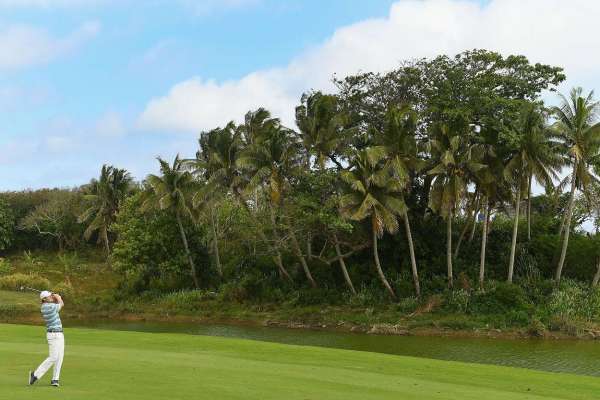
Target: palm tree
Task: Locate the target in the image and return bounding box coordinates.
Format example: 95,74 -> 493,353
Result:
143,155 -> 200,288
189,122 -> 243,278
295,92 -> 348,169
340,147 -> 406,299
79,164 -> 132,262
237,109 -> 312,285
428,124 -> 486,288
503,102 -> 561,282
376,105 -> 422,297
480,130 -> 512,288
552,88 -> 600,283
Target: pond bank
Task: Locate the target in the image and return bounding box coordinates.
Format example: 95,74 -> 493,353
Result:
5,308 -> 600,341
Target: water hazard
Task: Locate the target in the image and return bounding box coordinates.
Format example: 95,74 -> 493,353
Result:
73,320 -> 600,377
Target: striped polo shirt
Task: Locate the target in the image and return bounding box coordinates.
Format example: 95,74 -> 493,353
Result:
41,303 -> 63,331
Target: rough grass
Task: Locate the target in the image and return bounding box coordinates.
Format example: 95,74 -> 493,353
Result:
1,323 -> 599,400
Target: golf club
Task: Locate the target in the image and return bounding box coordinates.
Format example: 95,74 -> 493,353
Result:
19,286 -> 43,293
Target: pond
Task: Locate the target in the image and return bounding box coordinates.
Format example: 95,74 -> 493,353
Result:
72,320 -> 600,377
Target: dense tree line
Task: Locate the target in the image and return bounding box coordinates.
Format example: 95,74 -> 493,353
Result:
1,50 -> 599,301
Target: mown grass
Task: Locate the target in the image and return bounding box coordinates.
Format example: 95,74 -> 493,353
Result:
1,323 -> 599,400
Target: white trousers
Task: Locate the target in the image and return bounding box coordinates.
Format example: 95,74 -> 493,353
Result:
34,332 -> 64,381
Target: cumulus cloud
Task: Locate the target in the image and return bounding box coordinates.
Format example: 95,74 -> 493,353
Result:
0,20 -> 100,70
138,0 -> 600,133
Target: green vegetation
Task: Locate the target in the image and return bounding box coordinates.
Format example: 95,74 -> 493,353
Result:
1,323 -> 599,399
0,50 -> 599,337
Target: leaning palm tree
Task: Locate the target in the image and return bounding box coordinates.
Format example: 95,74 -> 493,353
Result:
375,105 -> 423,297
237,109 -> 310,284
79,164 -> 132,262
428,124 -> 486,288
340,146 -> 406,300
188,122 -> 243,278
295,91 -> 349,169
142,155 -> 200,288
503,102 -> 561,282
552,88 -> 600,283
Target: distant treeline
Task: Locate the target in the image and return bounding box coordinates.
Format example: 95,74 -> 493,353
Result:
0,49 -> 599,301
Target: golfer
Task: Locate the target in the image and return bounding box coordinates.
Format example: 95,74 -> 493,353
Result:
28,290 -> 64,387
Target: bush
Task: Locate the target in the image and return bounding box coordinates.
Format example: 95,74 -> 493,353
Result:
0,273 -> 50,291
527,317 -> 547,337
347,283 -> 390,307
544,280 -> 600,321
470,282 -> 530,314
288,287 -> 343,306
0,258 -> 13,276
395,296 -> 420,314
443,289 -> 470,313
158,290 -> 217,312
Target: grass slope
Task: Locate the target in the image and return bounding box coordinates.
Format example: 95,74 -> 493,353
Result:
1,324 -> 598,399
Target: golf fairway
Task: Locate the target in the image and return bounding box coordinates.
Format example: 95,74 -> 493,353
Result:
1,324 -> 598,399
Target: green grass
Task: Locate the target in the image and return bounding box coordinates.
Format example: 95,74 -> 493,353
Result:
1,324 -> 599,399
0,291 -> 39,307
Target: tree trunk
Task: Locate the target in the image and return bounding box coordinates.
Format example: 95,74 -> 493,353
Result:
468,204 -> 480,243
479,200 -> 490,290
447,210 -> 453,289
592,257 -> 600,287
176,212 -> 199,289
421,175 -> 433,214
466,193 -> 481,244
240,197 -> 291,282
290,229 -> 317,288
508,181 -> 522,283
333,234 -> 356,295
372,227 -> 396,299
455,211 -> 475,259
556,169 -> 578,283
527,173 -> 532,241
102,226 -> 111,267
403,209 -> 420,297
210,207 -> 223,278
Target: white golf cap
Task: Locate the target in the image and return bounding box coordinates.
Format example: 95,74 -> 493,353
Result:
39,291 -> 52,300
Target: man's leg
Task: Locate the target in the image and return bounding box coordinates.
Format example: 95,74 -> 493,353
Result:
52,334 -> 64,382
33,334 -> 57,380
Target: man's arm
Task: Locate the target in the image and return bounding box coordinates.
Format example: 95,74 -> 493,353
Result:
53,293 -> 64,310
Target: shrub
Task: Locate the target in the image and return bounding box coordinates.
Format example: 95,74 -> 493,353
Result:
158,290 -> 217,312
443,289 -> 470,313
470,282 -> 530,314
218,281 -> 249,303
347,283 -> 390,307
288,287 -> 343,306
527,317 -> 547,337
395,296 -> 420,314
0,258 -> 13,276
0,273 -> 50,291
545,280 -> 600,321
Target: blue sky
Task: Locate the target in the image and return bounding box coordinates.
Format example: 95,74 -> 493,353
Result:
0,0 -> 598,191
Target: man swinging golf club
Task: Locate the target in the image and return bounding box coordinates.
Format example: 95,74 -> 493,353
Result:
28,290 -> 64,387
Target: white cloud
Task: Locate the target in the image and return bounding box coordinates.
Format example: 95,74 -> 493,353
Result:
0,20 -> 100,70
138,0 -> 600,133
